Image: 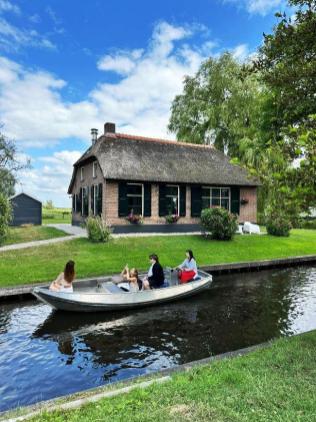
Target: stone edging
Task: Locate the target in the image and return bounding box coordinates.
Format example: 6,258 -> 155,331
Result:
1,255 -> 316,299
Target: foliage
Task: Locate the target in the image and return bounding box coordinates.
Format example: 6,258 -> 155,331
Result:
168,53 -> 267,157
86,216 -> 112,243
265,208 -> 292,237
45,200 -> 54,209
0,193 -> 12,245
200,207 -> 238,240
165,214 -> 180,224
126,210 -> 143,225
0,129 -> 30,197
255,0 -> 316,128
0,229 -> 315,287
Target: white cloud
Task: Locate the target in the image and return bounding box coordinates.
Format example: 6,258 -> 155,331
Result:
0,20 -> 248,205
225,0 -> 283,15
0,0 -> 20,14
97,49 -> 144,76
232,43 -> 249,62
17,150 -> 82,207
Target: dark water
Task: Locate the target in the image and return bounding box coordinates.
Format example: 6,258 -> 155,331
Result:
1,266 -> 316,412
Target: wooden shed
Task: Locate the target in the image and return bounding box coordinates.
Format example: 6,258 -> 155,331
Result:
10,193 -> 42,226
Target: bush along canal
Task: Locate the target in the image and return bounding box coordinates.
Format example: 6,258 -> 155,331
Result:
1,265 -> 316,412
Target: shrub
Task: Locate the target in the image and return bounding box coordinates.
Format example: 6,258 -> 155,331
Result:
301,219 -> 316,230
0,193 -> 12,245
86,216 -> 112,243
265,211 -> 292,237
200,207 -> 238,240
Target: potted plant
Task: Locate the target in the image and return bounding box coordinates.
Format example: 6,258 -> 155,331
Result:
165,214 -> 180,224
126,209 -> 143,225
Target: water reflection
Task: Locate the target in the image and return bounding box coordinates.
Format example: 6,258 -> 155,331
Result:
0,266 -> 316,412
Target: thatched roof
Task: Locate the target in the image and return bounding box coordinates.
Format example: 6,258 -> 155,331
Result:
68,133 -> 259,193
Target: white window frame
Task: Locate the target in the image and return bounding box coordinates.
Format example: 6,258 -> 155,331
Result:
92,161 -> 97,178
80,167 -> 84,182
126,183 -> 144,216
202,186 -> 231,211
166,184 -> 180,216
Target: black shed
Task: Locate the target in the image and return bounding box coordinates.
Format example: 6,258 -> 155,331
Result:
10,193 -> 42,226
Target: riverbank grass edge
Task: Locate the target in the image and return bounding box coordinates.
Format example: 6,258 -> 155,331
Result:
4,330 -> 316,422
0,229 -> 315,287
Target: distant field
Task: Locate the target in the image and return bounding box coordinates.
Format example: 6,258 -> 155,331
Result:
42,207 -> 71,224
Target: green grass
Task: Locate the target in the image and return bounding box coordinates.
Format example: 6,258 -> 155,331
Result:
0,229 -> 315,287
42,207 -> 71,224
2,226 -> 68,246
27,330 -> 316,421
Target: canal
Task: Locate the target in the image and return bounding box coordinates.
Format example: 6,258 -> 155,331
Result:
1,265 -> 316,412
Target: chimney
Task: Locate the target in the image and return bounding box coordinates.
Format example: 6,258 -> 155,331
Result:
91,128 -> 98,145
104,122 -> 116,134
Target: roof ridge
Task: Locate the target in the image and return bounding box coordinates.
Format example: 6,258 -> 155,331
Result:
109,132 -> 214,149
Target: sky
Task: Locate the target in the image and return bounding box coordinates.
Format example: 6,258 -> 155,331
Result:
0,0 -> 292,207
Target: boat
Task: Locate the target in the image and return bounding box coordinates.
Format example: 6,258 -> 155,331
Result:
32,269 -> 213,312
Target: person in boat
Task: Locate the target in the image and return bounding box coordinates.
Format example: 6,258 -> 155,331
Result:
120,265 -> 142,292
49,260 -> 75,293
176,250 -> 198,283
143,254 -> 165,290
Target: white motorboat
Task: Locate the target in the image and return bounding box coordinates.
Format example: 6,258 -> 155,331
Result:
32,269 -> 213,312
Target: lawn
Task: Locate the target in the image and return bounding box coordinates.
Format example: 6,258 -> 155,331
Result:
2,225 -> 68,246
0,229 -> 315,287
42,207 -> 71,224
27,330 -> 316,422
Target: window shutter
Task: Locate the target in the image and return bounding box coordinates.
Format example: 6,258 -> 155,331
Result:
159,184 -> 166,216
143,183 -> 151,217
179,185 -> 186,216
72,195 -> 75,212
118,181 -> 128,217
191,185 -> 202,217
79,188 -> 83,215
231,186 -> 240,215
91,185 -> 94,214
98,183 -> 103,215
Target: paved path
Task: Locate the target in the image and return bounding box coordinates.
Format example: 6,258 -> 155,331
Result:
46,223 -> 87,236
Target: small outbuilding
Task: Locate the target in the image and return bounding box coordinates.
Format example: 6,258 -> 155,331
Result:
10,193 -> 42,226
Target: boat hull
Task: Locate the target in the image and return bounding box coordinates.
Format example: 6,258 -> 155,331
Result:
33,271 -> 212,312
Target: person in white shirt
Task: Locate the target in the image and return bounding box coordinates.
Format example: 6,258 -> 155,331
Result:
49,260 -> 75,293
177,250 -> 198,283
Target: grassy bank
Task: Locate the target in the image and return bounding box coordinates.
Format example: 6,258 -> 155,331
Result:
42,207 -> 71,224
2,226 -> 68,246
0,229 -> 315,287
27,330 -> 316,421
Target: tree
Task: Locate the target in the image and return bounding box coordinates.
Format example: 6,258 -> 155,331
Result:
254,0 -> 316,128
0,129 -> 30,197
45,200 -> 54,209
0,193 -> 11,245
168,53 -> 266,157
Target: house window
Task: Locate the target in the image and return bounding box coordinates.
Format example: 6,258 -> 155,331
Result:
127,183 -> 143,215
72,194 -> 77,213
80,167 -> 84,181
166,185 -> 179,215
92,161 -> 97,178
202,187 -> 230,211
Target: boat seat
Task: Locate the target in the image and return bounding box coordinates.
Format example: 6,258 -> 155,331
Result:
99,282 -> 123,294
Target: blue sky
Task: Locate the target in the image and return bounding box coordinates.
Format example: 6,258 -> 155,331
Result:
0,0 -> 291,206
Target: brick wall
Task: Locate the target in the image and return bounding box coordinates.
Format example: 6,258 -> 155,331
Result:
104,181 -> 200,225
239,187 -> 257,223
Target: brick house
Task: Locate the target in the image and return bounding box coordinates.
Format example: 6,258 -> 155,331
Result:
68,122 -> 259,232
